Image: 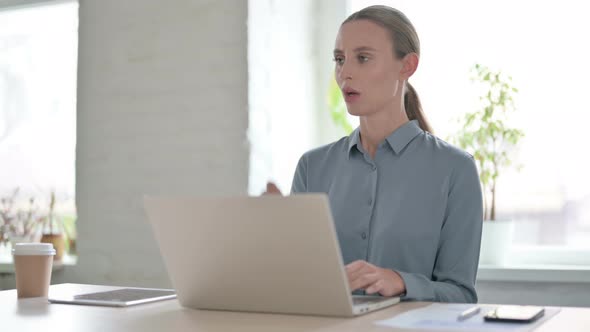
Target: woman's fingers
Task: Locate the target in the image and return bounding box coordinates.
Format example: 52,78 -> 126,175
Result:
346,262 -> 400,296
367,270 -> 406,296
345,260 -> 366,275
349,272 -> 379,292
346,260 -> 374,284
264,182 -> 282,195
365,279 -> 385,295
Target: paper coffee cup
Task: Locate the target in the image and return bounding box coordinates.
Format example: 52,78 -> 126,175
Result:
12,243 -> 56,299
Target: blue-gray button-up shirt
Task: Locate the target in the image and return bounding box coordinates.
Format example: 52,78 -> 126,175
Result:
290,120 -> 483,303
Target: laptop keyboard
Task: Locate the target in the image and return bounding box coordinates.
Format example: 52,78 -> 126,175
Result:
73,288 -> 176,302
352,296 -> 387,306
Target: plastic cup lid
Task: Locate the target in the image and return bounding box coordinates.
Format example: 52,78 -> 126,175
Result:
12,243 -> 56,256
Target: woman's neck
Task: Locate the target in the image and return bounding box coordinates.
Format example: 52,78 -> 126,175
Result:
359,105 -> 409,159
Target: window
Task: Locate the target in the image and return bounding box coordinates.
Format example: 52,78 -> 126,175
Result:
349,0 -> 590,261
0,1 -> 78,255
248,1 -> 345,195
249,0 -> 590,266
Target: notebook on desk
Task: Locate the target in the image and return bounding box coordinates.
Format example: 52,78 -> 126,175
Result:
143,194 -> 400,317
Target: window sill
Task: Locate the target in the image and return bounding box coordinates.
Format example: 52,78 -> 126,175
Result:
477,244 -> 590,283
477,264 -> 590,283
0,254 -> 77,275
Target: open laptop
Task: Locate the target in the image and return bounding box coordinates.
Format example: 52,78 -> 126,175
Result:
143,194 -> 400,317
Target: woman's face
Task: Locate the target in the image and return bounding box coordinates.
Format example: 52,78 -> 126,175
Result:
334,20 -> 410,117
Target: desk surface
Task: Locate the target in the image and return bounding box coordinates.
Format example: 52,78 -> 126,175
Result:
3,283 -> 590,332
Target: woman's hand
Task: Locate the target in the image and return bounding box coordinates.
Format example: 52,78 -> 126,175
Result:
345,260 -> 406,297
263,182 -> 282,195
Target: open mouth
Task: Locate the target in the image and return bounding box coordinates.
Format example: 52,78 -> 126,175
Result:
342,87 -> 361,102
343,87 -> 360,95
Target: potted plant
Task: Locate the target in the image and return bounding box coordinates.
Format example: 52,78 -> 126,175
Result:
0,188 -> 43,248
0,188 -> 20,247
452,64 -> 524,265
40,191 -> 66,261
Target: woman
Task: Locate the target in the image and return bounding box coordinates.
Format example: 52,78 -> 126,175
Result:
270,5 -> 482,303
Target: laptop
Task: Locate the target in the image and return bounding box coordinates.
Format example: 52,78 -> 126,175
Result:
143,194 -> 400,317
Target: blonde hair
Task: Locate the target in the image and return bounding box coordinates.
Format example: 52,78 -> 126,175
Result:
343,5 -> 433,133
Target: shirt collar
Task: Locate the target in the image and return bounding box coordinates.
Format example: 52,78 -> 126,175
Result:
347,127 -> 361,157
385,120 -> 423,154
347,120 -> 423,158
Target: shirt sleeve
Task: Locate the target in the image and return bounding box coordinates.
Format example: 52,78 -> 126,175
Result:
396,155 -> 483,303
290,154 -> 308,194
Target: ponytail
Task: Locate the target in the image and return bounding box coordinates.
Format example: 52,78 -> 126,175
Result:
405,82 -> 433,133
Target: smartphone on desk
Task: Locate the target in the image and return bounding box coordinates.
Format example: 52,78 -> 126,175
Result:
484,305 -> 545,323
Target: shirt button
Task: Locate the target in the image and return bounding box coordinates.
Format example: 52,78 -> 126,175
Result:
371,165 -> 377,171
361,232 -> 367,240
368,198 -> 373,205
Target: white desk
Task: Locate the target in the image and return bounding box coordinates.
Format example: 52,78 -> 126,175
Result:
3,283 -> 590,332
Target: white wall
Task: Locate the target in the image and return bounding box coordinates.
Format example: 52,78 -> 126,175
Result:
43,0 -> 247,288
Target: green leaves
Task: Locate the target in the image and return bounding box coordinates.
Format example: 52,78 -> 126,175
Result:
328,78 -> 353,135
450,64 -> 524,220
328,78 -> 343,110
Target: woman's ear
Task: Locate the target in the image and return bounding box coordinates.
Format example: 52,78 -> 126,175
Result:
399,53 -> 419,81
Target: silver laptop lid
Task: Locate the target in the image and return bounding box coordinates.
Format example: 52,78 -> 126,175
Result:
144,194 -> 355,316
